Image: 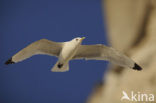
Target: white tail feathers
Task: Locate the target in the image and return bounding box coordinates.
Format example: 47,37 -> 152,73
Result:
51,61 -> 69,72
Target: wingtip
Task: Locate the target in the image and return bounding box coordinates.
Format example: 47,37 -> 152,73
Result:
133,63 -> 142,71
5,58 -> 15,65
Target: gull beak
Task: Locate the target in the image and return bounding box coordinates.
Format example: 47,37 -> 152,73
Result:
80,37 -> 85,42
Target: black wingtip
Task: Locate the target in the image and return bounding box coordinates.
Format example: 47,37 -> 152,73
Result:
5,58 -> 15,65
133,63 -> 142,71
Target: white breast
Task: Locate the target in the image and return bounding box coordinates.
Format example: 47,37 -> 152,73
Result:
59,42 -> 78,62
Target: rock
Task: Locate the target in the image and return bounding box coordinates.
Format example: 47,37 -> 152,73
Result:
87,0 -> 156,103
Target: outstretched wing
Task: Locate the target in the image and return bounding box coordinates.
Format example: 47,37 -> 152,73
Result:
73,44 -> 142,70
5,39 -> 63,64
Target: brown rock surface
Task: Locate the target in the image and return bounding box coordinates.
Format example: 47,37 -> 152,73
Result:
87,0 -> 156,103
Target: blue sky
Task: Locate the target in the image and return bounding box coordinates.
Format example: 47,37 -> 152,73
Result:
0,0 -> 108,103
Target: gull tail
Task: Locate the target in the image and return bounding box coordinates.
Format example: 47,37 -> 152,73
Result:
51,61 -> 69,72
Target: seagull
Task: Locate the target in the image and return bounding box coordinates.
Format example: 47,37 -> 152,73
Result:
5,37 -> 142,72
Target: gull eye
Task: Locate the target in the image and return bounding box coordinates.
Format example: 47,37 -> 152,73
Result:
76,39 -> 79,41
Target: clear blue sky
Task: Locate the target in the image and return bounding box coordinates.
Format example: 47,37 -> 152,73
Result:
0,0 -> 108,103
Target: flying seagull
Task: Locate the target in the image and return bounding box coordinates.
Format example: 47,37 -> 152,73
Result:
5,37 -> 142,72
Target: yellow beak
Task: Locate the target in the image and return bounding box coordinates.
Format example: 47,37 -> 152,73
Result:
80,37 -> 85,42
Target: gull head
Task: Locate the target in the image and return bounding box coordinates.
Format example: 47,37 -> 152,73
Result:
71,37 -> 85,45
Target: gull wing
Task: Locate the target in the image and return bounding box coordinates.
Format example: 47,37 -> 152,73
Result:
73,44 -> 142,70
5,39 -> 63,64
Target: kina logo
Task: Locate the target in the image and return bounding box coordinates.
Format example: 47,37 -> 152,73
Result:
121,91 -> 154,102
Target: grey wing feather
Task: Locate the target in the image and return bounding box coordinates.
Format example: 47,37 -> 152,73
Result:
73,44 -> 135,69
10,39 -> 63,63
35,39 -> 63,56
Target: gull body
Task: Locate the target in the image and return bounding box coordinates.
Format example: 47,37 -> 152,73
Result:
52,37 -> 84,72
5,37 -> 142,72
